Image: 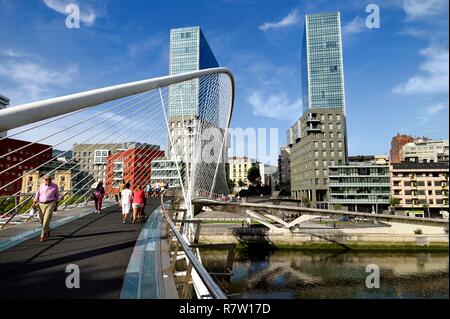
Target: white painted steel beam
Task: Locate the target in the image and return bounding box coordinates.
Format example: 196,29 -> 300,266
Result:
0,67 -> 234,131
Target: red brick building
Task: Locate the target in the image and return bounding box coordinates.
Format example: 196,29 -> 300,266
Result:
390,134 -> 414,164
105,145 -> 165,195
0,138 -> 52,195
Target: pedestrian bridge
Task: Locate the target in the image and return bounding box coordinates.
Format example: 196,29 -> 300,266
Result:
0,68 -> 234,299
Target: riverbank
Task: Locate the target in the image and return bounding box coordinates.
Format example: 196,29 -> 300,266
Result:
198,225 -> 449,251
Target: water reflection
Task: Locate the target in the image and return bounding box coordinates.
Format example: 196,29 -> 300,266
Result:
201,249 -> 449,299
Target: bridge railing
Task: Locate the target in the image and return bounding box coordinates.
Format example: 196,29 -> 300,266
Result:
0,68 -> 234,228
160,191 -> 227,299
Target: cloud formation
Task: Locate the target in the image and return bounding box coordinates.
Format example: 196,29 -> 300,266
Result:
259,9 -> 300,31
0,51 -> 79,104
247,91 -> 302,121
393,45 -> 449,94
402,0 -> 448,21
43,0 -> 97,26
342,16 -> 366,34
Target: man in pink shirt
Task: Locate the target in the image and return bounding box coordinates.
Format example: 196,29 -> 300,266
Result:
32,174 -> 60,242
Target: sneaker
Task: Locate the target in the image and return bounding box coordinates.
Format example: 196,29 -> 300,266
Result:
123,220 -> 126,224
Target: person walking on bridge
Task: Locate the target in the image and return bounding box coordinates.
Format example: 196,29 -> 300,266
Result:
93,181 -> 105,214
132,185 -> 146,224
32,174 -> 60,242
121,183 -> 133,224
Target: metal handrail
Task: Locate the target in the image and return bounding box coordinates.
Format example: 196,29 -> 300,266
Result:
160,191 -> 227,299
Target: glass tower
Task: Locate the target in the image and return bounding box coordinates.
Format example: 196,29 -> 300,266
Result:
169,26 -> 219,117
301,12 -> 346,115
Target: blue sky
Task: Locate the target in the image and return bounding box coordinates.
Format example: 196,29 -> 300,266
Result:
0,0 -> 448,165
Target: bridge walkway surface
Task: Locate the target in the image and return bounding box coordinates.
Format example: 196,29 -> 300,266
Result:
0,198 -> 160,299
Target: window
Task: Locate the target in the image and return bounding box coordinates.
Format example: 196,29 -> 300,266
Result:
322,150 -> 327,157
322,141 -> 326,148
94,149 -> 109,164
336,115 -> 341,121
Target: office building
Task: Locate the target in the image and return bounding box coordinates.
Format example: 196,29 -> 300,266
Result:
278,146 -> 291,193
168,26 -> 219,159
401,139 -> 449,163
289,12 -> 348,208
72,142 -> 155,185
105,145 -> 164,196
150,157 -> 185,188
228,157 -> 260,187
259,164 -> 278,188
0,138 -> 52,196
0,95 -> 9,137
301,12 -> 346,114
390,162 -> 449,217
328,161 -> 391,213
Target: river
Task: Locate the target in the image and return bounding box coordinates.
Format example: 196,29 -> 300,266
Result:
200,248 -> 449,299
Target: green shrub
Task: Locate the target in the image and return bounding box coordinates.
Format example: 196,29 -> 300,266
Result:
414,228 -> 423,235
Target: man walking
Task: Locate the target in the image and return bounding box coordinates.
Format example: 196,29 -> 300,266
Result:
33,174 -> 60,242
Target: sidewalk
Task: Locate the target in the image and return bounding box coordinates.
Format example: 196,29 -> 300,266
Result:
0,200 -> 118,253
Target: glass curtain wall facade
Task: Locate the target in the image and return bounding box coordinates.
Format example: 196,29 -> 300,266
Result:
302,12 -> 346,115
169,26 -> 219,117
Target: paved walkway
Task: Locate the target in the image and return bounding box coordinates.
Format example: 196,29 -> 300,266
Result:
0,198 -> 160,299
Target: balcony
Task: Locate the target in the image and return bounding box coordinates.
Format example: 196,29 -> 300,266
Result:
306,124 -> 322,133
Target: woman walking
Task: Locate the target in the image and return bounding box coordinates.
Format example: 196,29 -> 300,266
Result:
93,181 -> 105,214
117,179 -> 126,202
132,185 -> 146,224
121,183 -> 133,224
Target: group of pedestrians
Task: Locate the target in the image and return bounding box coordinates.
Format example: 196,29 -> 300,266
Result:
144,182 -> 167,197
118,180 -> 146,224
31,175 -> 154,243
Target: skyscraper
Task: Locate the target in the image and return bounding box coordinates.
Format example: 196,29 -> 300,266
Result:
169,26 -> 219,118
289,12 -> 348,208
168,27 -> 223,194
301,12 -> 346,114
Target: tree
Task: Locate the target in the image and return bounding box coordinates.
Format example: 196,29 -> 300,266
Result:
227,179 -> 235,194
423,202 -> 430,218
247,166 -> 261,186
238,179 -> 245,187
302,197 -> 310,208
333,203 -> 342,210
389,196 -> 400,214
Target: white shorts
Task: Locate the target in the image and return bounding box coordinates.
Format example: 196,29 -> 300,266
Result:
132,203 -> 143,209
121,204 -> 131,215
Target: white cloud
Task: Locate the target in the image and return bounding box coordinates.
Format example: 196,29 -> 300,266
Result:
402,0 -> 448,21
128,34 -> 165,57
43,0 -> 97,26
0,48 -> 28,58
393,45 -> 449,94
0,59 -> 78,104
425,102 -> 448,115
247,91 -> 302,121
342,16 -> 366,34
259,9 -> 300,31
